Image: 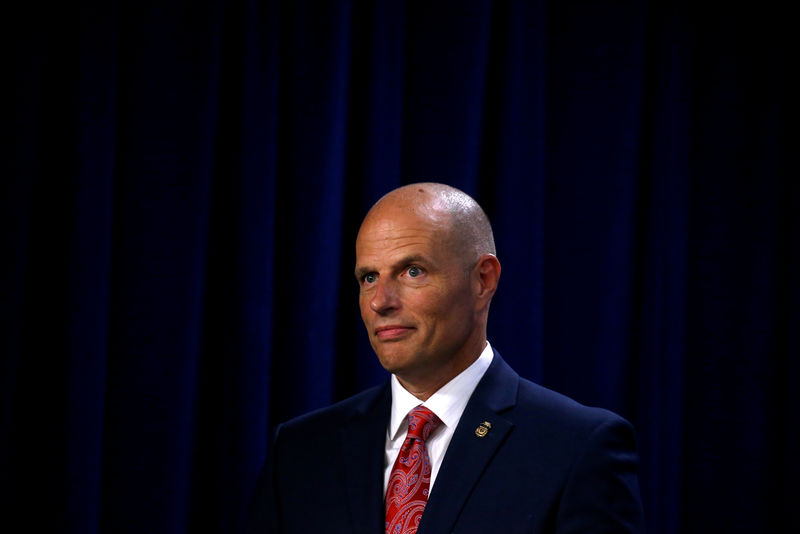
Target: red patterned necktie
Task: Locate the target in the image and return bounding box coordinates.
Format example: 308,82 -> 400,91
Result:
385,405 -> 442,534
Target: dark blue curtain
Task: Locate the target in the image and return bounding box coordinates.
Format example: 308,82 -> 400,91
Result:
2,1 -> 795,533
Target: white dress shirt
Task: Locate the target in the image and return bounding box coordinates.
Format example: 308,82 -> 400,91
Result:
383,341 -> 494,495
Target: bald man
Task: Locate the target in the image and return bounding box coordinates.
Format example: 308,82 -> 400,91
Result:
246,183 -> 644,534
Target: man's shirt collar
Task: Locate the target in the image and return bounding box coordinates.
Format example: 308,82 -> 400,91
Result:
388,341 -> 494,441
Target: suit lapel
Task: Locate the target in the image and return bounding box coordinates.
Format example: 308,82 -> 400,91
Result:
417,353 -> 519,534
340,382 -> 391,534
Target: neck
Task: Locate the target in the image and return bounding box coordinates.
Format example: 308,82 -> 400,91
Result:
396,339 -> 487,401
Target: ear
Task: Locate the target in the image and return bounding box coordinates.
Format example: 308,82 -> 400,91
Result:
472,254 -> 501,308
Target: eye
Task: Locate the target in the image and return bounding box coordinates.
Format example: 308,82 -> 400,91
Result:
363,273 -> 377,284
407,265 -> 423,278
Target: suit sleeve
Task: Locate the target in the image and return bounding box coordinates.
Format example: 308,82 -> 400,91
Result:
555,416 -> 645,533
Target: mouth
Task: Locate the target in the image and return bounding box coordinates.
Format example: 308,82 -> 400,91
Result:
374,325 -> 415,341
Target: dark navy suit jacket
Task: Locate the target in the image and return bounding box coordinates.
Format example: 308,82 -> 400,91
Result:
246,350 -> 644,533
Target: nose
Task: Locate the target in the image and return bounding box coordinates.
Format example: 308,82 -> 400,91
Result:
369,278 -> 400,314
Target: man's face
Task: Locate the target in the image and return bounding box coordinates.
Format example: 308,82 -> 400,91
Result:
355,204 -> 479,384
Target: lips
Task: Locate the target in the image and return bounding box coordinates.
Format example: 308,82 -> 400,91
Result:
374,325 -> 415,340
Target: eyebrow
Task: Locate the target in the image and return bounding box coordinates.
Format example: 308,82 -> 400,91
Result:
354,265 -> 371,280
354,254 -> 430,280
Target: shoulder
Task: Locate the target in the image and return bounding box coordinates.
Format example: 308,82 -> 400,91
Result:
501,373 -> 636,462
481,355 -> 644,529
512,380 -> 644,530
482,351 -> 636,458
516,376 -> 632,434
275,381 -> 390,438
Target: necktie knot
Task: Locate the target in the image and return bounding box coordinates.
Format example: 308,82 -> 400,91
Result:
406,406 -> 441,442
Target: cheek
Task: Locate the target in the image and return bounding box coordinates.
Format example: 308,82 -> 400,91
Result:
358,298 -> 372,323
430,284 -> 473,319
358,296 -> 371,321
405,287 -> 450,319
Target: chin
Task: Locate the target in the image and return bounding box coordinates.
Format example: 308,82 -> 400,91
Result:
375,353 -> 405,374
374,348 -> 417,375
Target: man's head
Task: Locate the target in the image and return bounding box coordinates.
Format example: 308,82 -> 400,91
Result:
354,183 -> 501,399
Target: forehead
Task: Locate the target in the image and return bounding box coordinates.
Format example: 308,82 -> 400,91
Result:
355,207 -> 452,264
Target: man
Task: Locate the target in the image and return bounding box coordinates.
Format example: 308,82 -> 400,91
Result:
246,183 -> 644,533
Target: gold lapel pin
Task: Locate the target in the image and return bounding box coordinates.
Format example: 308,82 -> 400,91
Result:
475,421 -> 492,438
